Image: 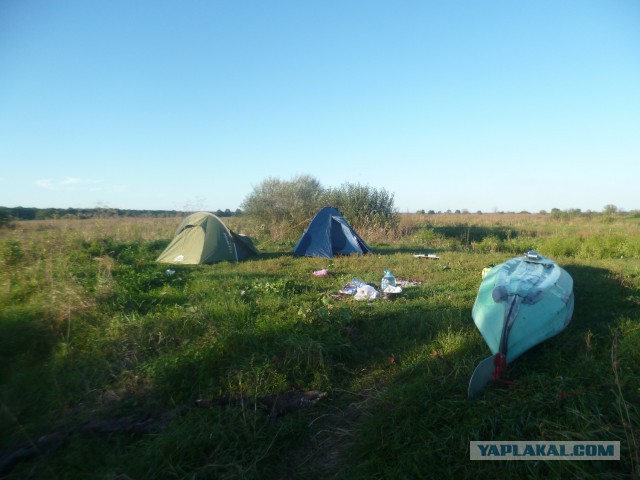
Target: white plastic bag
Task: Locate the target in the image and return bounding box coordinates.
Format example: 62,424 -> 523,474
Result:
354,284 -> 379,301
382,285 -> 402,294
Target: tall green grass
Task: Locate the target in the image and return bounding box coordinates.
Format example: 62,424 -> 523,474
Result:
1,214 -> 638,478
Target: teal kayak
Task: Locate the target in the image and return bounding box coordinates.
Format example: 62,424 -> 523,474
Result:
468,251 -> 574,398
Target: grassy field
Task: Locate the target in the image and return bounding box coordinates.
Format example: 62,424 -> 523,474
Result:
1,213 -> 639,479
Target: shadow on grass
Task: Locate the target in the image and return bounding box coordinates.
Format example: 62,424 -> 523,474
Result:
0,308 -> 57,371
0,308 -> 62,447
431,225 -> 525,243
251,251 -> 293,261
371,245 -> 449,256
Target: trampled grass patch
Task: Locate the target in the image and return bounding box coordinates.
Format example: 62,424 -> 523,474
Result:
1,214 -> 638,478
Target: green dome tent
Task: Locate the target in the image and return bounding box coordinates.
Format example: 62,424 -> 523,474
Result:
156,212 -> 259,265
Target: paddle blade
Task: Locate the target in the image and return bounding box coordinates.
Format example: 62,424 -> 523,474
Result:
468,354 -> 498,400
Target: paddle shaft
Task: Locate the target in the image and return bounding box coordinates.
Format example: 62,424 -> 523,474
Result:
498,295 -> 521,358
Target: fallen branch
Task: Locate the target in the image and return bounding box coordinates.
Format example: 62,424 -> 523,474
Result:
0,429 -> 71,476
0,390 -> 327,476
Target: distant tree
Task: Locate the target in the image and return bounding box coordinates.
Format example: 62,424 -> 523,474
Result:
11,207 -> 37,220
601,204 -> 620,223
0,208 -> 11,228
35,209 -> 57,220
566,208 -> 582,219
95,207 -> 117,218
215,209 -> 233,217
550,208 -> 563,220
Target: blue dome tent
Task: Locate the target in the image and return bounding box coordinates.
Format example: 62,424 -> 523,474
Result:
293,207 -> 372,258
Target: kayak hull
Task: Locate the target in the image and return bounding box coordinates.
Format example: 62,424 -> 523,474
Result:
472,253 -> 574,363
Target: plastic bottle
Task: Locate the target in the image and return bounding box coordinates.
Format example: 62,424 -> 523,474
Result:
352,277 -> 366,288
381,270 -> 396,292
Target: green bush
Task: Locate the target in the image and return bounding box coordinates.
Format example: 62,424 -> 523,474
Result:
240,175 -> 324,227
540,235 -> 583,258
241,175 -> 399,234
0,239 -> 24,267
474,235 -> 502,253
323,182 -> 398,232
578,234 -> 636,259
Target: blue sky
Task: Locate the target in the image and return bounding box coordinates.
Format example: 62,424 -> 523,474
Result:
1,1 -> 639,213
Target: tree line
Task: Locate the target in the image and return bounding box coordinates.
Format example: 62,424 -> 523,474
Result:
0,175 -> 398,233
2,177 -> 632,232
0,206 -> 243,226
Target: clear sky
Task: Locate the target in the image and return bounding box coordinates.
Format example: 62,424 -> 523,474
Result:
1,1 -> 639,213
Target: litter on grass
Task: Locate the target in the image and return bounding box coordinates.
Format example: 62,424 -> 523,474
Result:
382,285 -> 403,294
354,284 -> 379,301
413,253 -> 440,259
339,282 -> 358,295
332,275 -> 422,301
396,278 -> 423,288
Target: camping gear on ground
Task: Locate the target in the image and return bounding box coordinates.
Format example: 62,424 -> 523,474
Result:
339,278 -> 368,295
382,285 -> 402,294
339,282 -> 358,295
380,270 -> 402,299
337,276 -> 402,300
381,270 -> 396,291
468,251 -> 574,399
293,207 -> 372,258
381,284 -> 402,300
156,212 -> 259,265
354,284 -> 378,301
